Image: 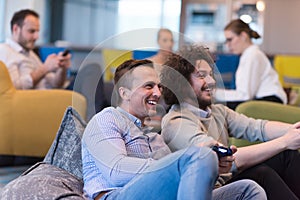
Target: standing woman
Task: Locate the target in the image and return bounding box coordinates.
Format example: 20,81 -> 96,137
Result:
215,19 -> 287,110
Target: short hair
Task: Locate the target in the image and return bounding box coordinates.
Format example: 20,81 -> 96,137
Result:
157,28 -> 173,41
161,45 -> 215,105
10,9 -> 39,32
112,59 -> 154,105
224,19 -> 261,39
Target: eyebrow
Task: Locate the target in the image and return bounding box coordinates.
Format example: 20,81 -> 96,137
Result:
142,81 -> 160,86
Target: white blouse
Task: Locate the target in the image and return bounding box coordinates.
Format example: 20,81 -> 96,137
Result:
215,45 -> 287,104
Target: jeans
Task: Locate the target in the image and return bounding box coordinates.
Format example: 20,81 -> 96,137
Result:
213,180 -> 266,200
101,146 -> 266,200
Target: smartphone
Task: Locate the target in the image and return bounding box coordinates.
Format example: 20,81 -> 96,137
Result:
212,145 -> 233,158
62,49 -> 70,56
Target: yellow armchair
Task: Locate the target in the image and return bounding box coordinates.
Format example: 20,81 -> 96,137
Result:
0,61 -> 86,158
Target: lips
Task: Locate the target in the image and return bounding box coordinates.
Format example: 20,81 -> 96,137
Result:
202,86 -> 213,92
147,100 -> 158,105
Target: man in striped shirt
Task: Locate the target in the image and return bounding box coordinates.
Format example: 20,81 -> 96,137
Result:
81,59 -> 266,200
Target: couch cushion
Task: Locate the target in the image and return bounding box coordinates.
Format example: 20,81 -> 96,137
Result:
0,162 -> 84,199
43,107 -> 87,180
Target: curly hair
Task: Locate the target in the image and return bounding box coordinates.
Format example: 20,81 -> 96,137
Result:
161,45 -> 215,105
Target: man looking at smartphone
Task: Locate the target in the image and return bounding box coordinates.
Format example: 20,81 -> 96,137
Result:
0,9 -> 71,89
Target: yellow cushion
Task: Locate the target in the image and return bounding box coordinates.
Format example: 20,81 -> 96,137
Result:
274,55 -> 300,88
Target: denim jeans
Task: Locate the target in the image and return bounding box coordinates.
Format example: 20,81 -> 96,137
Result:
213,179 -> 266,200
101,146 -> 266,200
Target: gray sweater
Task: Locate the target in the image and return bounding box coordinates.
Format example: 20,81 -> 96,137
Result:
161,103 -> 268,152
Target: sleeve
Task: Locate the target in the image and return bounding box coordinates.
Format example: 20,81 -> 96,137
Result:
215,49 -> 266,102
0,46 -> 34,89
16,59 -> 35,89
161,111 -> 216,152
225,107 -> 268,142
82,110 -> 154,186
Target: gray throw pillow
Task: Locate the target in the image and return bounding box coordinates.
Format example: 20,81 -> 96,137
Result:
0,162 -> 84,199
44,106 -> 87,180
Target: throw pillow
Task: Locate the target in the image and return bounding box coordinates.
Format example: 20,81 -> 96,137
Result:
0,162 -> 84,199
43,106 -> 87,180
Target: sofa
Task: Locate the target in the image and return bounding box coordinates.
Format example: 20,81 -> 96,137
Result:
0,107 -> 87,199
0,61 -> 87,165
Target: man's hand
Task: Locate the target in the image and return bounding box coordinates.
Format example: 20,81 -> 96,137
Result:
44,53 -> 61,72
58,51 -> 71,69
292,121 -> 300,129
280,128 -> 300,150
218,145 -> 237,174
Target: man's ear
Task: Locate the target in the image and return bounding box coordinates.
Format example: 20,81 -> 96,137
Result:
12,24 -> 20,35
119,87 -> 131,101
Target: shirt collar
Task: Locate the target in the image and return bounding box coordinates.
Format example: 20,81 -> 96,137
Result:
116,107 -> 143,128
180,102 -> 211,118
6,38 -> 31,56
6,38 -> 25,53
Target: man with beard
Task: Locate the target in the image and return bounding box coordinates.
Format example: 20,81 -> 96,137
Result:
81,59 -> 266,200
160,44 -> 300,200
0,9 -> 71,89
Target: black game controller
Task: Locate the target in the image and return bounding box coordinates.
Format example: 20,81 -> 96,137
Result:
62,49 -> 70,56
212,145 -> 233,158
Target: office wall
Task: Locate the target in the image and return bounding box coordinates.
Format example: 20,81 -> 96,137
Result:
1,0 -> 47,44
261,0 -> 300,55
1,0 -> 300,55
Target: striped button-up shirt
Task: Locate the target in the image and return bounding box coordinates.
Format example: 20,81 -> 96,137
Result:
82,106 -> 171,199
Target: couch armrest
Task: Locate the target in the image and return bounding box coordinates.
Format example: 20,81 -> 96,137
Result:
0,89 -> 86,157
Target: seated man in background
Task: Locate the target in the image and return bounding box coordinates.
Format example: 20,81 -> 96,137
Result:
81,59 -> 266,200
161,44 -> 300,200
0,9 -> 71,89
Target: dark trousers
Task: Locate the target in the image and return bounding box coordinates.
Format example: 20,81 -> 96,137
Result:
227,150 -> 300,200
226,95 -> 283,110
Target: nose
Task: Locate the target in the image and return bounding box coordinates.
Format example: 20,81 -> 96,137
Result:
167,40 -> 174,49
153,85 -> 162,98
34,31 -> 39,40
204,75 -> 216,85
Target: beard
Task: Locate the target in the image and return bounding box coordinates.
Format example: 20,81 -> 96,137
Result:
17,34 -> 35,51
197,98 -> 212,110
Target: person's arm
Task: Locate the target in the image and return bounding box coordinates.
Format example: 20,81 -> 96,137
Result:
161,112 -> 217,151
82,109 -> 154,186
46,52 -> 71,88
234,121 -> 300,171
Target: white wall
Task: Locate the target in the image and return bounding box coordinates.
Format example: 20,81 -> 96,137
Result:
261,0 -> 300,55
1,0 -> 300,55
0,0 -> 47,44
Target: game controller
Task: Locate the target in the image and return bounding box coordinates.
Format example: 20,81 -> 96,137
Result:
212,145 -> 233,158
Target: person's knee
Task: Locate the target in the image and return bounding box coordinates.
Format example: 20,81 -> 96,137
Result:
182,146 -> 218,175
252,165 -> 277,179
238,179 -> 267,199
